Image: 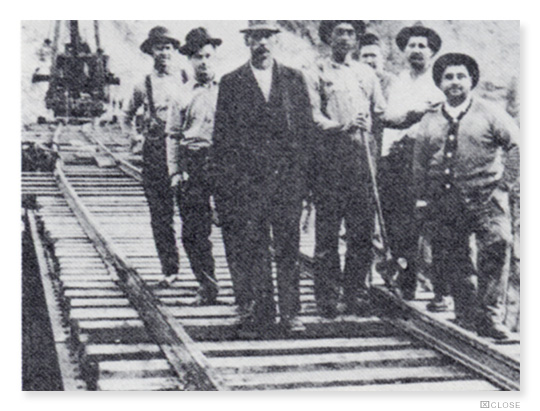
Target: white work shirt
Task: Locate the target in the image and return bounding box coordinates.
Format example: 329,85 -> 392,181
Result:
382,68 -> 445,156
306,55 -> 386,131
124,70 -> 188,127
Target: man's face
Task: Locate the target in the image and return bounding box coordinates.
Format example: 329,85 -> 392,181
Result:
330,23 -> 357,54
405,36 -> 433,70
245,30 -> 277,61
359,44 -> 383,72
190,44 -> 216,82
151,42 -> 175,67
440,64 -> 473,101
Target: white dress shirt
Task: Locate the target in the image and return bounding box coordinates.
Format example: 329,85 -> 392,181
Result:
250,61 -> 274,102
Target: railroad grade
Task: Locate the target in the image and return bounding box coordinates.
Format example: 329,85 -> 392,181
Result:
22,123 -> 519,391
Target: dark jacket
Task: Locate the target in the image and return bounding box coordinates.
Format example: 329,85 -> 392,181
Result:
212,61 -> 314,217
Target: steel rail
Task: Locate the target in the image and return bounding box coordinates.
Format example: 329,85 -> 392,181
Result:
298,254 -> 520,391
25,209 -> 87,391
52,125 -> 224,390
80,127 -> 143,181
85,127 -> 519,391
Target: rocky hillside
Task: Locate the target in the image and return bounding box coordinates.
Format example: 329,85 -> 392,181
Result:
21,20 -> 519,125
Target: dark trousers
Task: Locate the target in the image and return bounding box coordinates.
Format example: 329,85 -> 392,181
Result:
142,137 -> 179,275
176,148 -> 216,290
220,188 -> 302,324
314,185 -> 374,309
429,188 -> 512,325
311,130 -> 375,310
378,136 -> 424,295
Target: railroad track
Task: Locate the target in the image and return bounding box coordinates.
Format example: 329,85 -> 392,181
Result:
22,123 -> 519,391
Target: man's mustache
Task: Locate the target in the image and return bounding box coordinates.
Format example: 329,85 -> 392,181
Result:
254,46 -> 269,55
410,53 -> 424,60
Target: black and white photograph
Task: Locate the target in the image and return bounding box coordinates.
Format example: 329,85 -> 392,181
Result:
19,18 -> 522,395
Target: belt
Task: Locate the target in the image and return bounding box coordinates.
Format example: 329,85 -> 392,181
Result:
180,146 -> 211,157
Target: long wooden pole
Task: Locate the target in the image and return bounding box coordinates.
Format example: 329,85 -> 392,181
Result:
356,128 -> 400,293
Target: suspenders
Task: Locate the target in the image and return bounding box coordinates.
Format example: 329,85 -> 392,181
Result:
144,75 -> 165,139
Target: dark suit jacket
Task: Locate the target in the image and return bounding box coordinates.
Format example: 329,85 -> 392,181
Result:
212,61 -> 314,219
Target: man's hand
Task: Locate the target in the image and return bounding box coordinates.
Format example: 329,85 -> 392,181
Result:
170,174 -> 182,188
171,172 -> 190,189
411,101 -> 442,117
344,113 -> 371,132
129,133 -> 144,154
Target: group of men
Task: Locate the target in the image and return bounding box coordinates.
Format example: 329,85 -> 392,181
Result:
124,20 -> 519,340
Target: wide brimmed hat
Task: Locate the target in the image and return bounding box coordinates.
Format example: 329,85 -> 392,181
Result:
319,20 -> 366,45
240,20 -> 281,34
396,25 -> 442,53
140,26 -> 181,55
433,53 -> 480,89
180,27 -> 222,56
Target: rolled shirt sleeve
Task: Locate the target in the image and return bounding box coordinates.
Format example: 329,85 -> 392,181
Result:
165,97 -> 187,177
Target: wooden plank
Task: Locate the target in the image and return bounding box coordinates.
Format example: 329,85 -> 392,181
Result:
196,336 -> 412,354
98,359 -> 172,377
97,377 -> 181,391
70,298 -> 131,308
85,343 -> 162,358
208,348 -> 441,371
75,319 -> 145,330
26,210 -> 87,391
371,287 -> 520,391
64,289 -> 124,298
70,307 -> 140,320
224,365 -> 473,390
56,163 -> 224,390
299,379 -> 497,391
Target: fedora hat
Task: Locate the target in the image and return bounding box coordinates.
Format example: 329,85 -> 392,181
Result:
240,20 -> 281,34
319,20 -> 366,45
140,26 -> 181,55
396,25 -> 442,53
180,27 -> 222,56
433,53 -> 480,89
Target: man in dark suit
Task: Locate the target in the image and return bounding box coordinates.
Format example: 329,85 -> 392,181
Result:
213,21 -> 314,335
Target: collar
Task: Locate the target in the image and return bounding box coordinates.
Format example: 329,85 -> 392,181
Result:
250,59 -> 275,73
193,79 -> 218,89
328,53 -> 355,69
407,63 -> 433,80
152,68 -> 171,78
443,96 -> 473,120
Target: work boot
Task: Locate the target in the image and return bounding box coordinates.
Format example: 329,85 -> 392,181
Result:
401,287 -> 417,301
343,299 -> 371,316
476,320 -> 511,341
427,295 -> 453,312
452,316 -> 477,333
156,273 -> 179,287
317,303 -> 338,320
280,315 -> 306,334
192,285 -> 219,306
343,289 -> 371,316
